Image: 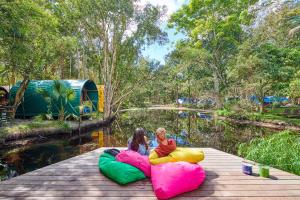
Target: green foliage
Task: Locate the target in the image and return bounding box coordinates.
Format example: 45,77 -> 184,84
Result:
0,0 -> 168,118
216,109 -> 234,117
168,0 -> 259,108
289,78 -> 300,100
66,0 -> 167,117
217,107 -> 300,126
37,80 -> 75,121
0,120 -> 71,140
54,121 -> 70,130
238,131 -> 300,175
232,42 -> 300,100
228,6 -> 300,110
0,0 -> 59,80
0,0 -> 299,116
90,112 -> 104,120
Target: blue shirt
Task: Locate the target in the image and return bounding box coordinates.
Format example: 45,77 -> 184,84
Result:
127,138 -> 150,156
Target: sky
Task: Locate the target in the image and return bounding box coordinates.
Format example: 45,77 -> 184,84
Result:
140,0 -> 188,64
140,0 -> 300,64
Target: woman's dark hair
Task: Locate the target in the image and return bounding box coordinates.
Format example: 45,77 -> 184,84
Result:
131,128 -> 148,152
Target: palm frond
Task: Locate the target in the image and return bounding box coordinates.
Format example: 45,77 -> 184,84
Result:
36,88 -> 50,98
65,89 -> 75,101
53,80 -> 64,99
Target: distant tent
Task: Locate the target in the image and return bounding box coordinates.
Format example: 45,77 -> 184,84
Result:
263,96 -> 288,104
250,95 -> 289,104
9,80 -> 98,117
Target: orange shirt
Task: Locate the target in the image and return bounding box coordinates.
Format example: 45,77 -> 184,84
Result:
154,139 -> 176,157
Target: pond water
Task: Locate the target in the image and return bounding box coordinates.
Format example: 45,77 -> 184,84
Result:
0,110 -> 276,181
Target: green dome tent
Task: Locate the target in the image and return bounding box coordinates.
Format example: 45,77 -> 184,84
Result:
9,80 -> 98,117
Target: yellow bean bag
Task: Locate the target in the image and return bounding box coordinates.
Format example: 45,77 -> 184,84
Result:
149,151 -> 176,165
149,148 -> 205,165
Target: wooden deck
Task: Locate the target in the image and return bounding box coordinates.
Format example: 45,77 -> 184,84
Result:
0,147 -> 300,200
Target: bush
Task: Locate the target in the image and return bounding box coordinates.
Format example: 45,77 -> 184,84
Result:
216,109 -> 233,116
238,131 -> 300,175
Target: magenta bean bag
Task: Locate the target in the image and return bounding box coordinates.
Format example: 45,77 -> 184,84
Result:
116,150 -> 151,177
151,162 -> 206,199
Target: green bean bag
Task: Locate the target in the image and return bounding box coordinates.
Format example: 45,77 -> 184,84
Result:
98,153 -> 146,185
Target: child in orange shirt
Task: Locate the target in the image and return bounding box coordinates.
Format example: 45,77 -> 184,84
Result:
149,128 -> 177,163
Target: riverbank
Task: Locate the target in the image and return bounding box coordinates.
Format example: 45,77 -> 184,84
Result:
0,116 -> 115,150
217,116 -> 300,132
119,105 -> 213,113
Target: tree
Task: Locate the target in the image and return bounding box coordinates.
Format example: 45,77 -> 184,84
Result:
166,43 -> 215,101
169,0 -> 258,108
69,0 -> 167,118
229,6 -> 300,112
0,0 -> 59,117
289,78 -> 300,104
231,42 -> 299,112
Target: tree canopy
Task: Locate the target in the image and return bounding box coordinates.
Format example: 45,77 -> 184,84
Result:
0,0 -> 299,117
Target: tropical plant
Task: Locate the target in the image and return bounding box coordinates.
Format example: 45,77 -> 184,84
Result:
37,80 -> 75,121
238,130 -> 300,175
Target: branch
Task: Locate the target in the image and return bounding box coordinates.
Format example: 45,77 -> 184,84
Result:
112,74 -> 156,107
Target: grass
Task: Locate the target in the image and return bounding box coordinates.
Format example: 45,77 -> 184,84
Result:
265,107 -> 300,115
0,120 -> 70,140
216,109 -> 300,126
257,113 -> 300,126
238,130 -> 300,175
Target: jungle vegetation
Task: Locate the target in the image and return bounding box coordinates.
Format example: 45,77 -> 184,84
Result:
0,0 -> 299,118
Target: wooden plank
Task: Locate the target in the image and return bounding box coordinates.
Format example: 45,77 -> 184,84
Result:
3,179 -> 300,186
1,197 -> 298,200
45,164 -> 286,171
1,190 -> 300,197
9,174 -> 300,182
0,147 -> 299,199
24,169 -> 292,176
36,166 -> 290,174
1,184 -> 300,191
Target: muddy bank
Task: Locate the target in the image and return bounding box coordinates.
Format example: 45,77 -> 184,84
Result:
0,116 -> 115,150
217,116 -> 300,132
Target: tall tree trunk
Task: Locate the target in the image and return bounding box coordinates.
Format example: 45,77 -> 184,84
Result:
259,103 -> 264,113
212,70 -> 222,109
12,77 -> 30,118
102,29 -> 112,119
60,58 -> 65,79
11,71 -> 16,85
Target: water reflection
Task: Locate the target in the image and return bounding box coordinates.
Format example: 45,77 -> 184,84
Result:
0,141 -> 80,180
0,110 -> 276,181
107,110 -> 274,154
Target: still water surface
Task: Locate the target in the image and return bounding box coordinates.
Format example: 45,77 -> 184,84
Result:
0,110 -> 276,180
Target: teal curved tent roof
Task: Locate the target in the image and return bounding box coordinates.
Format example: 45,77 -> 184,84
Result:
10,80 -> 98,117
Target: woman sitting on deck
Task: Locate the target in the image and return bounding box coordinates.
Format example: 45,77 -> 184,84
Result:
149,127 -> 177,160
127,128 -> 150,156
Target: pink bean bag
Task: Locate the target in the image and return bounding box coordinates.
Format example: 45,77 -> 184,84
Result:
116,150 -> 151,177
151,162 -> 205,199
